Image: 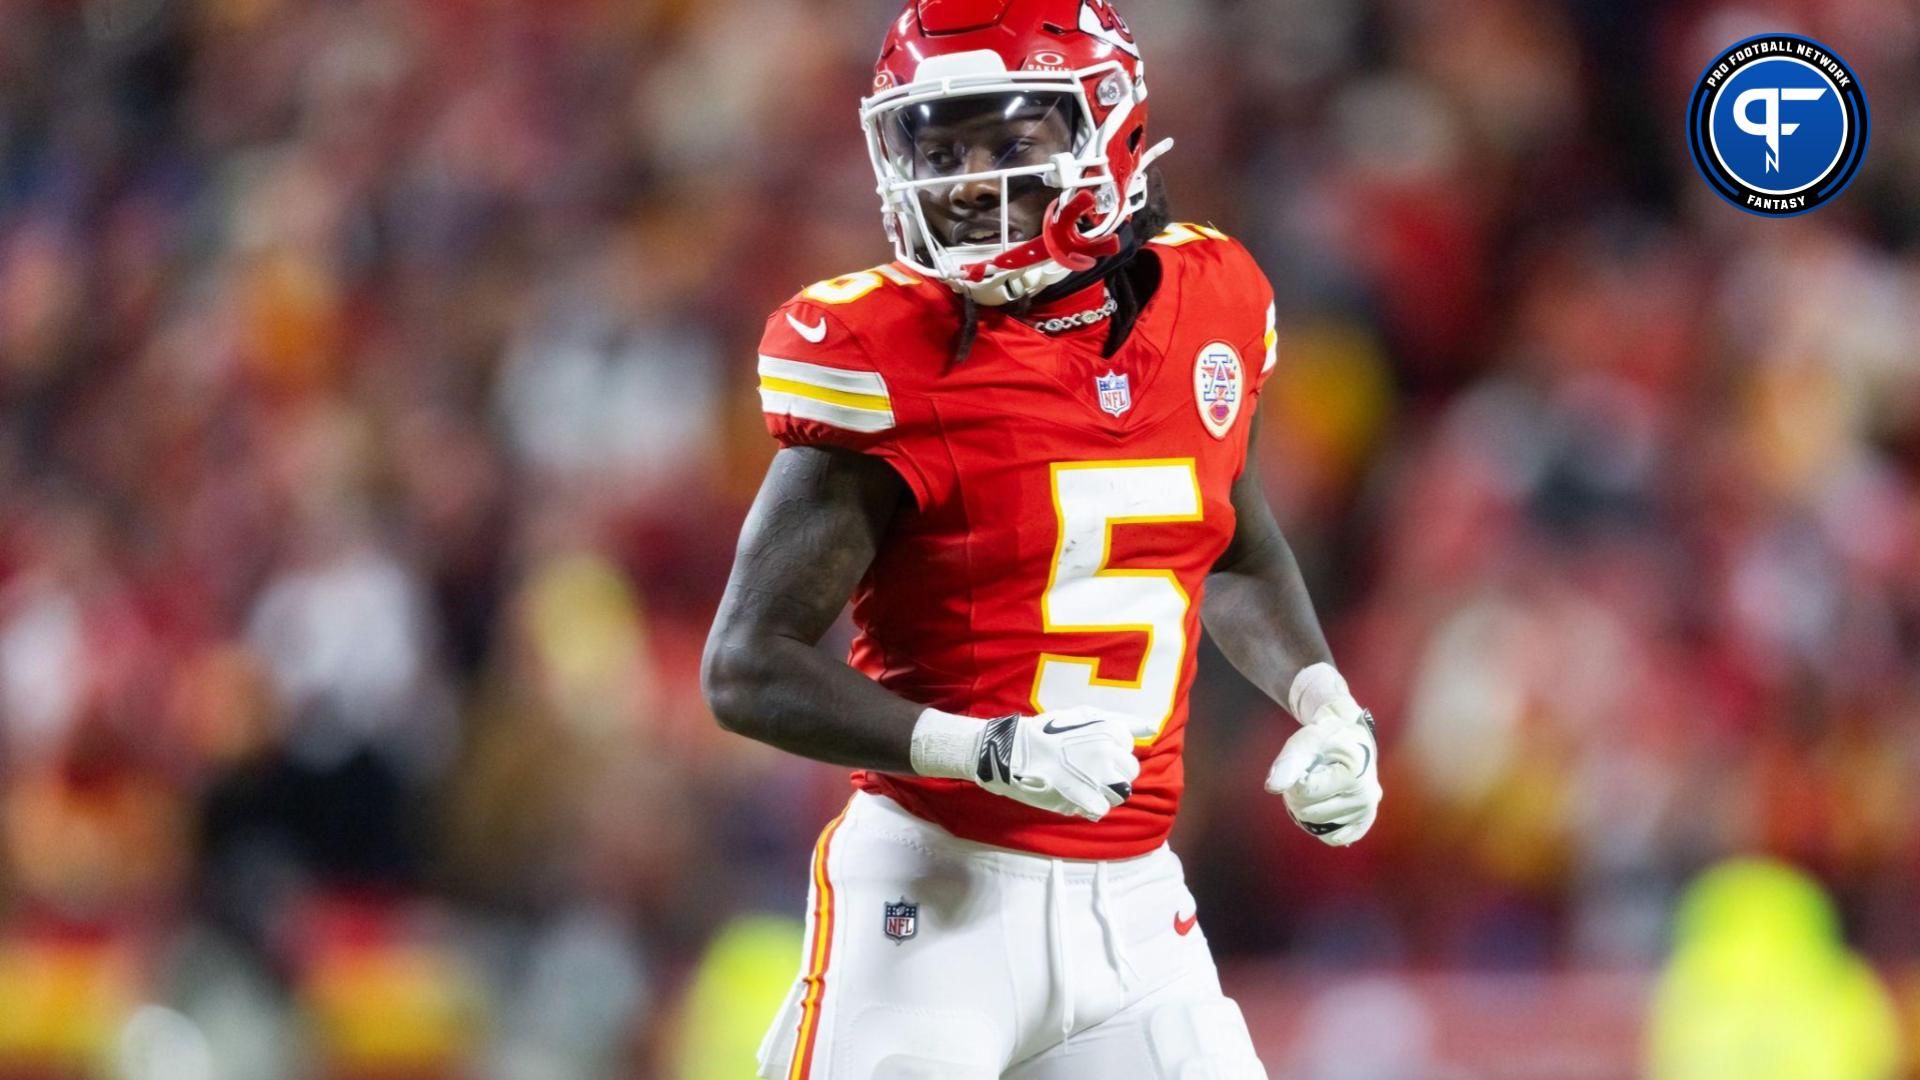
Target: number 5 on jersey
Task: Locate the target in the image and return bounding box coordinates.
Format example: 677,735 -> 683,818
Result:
1034,460 -> 1201,743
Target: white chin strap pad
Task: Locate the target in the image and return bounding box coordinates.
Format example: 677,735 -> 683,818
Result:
957,258 -> 1075,307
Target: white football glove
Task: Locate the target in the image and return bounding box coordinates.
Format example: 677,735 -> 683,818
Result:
1266,664 -> 1381,847
910,706 -> 1150,821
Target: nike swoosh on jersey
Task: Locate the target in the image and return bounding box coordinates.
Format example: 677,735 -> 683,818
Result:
786,312 -> 828,343
1041,717 -> 1101,734
1174,910 -> 1198,936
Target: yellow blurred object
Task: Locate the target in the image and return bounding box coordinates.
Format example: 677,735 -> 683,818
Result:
1469,743 -> 1570,890
1744,362 -> 1849,502
5,766 -> 186,915
1266,321 -> 1395,486
303,941 -> 483,1075
1650,858 -> 1902,1080
0,938 -> 137,1070
240,248 -> 342,397
523,552 -> 654,738
672,915 -> 803,1080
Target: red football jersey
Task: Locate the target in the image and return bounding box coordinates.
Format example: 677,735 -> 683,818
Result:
757,223 -> 1277,859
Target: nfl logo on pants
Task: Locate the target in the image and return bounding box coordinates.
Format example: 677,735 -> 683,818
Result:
883,898 -> 918,943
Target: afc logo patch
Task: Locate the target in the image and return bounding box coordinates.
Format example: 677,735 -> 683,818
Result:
1193,341 -> 1243,439
883,898 -> 918,943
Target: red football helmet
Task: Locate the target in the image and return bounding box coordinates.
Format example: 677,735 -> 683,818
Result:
860,0 -> 1173,305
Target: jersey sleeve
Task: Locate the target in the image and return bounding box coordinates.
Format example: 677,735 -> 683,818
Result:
1253,281 -> 1278,394
756,295 -> 943,509
1149,223 -> 1279,397
1219,236 -> 1280,397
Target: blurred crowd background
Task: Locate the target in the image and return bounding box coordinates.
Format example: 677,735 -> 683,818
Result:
1,0 -> 1918,1075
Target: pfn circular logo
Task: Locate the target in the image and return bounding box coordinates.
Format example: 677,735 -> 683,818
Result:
1688,34 -> 1868,217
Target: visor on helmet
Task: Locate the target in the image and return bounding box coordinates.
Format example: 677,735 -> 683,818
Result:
878,92 -> 1079,181
864,86 -> 1102,298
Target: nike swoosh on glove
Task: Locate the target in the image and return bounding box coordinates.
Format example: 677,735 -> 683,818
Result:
1266,696 -> 1381,847
973,707 -> 1152,821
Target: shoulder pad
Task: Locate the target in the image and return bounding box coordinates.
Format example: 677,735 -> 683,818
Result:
1147,221 -> 1264,293
1149,223 -> 1277,374
1146,221 -> 1236,249
758,263 -> 952,440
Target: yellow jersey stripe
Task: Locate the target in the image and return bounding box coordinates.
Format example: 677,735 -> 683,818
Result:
759,376 -> 892,413
758,354 -> 891,400
1262,303 -> 1278,373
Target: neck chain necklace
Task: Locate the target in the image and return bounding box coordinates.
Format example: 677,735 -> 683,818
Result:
1025,294 -> 1117,335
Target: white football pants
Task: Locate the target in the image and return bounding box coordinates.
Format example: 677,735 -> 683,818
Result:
757,791 -> 1268,1080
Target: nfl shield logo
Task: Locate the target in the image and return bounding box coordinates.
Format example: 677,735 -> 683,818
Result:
883,898 -> 918,943
1096,370 -> 1132,417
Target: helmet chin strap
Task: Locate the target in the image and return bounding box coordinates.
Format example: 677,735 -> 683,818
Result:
957,189 -> 1120,305
957,261 -> 1071,307
961,190 -> 1118,281
1030,211 -> 1152,306
1041,190 -> 1122,270
951,135 -> 1175,306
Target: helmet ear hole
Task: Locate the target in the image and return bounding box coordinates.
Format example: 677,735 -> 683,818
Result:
1127,126 -> 1143,152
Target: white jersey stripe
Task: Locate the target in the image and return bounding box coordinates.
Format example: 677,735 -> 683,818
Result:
759,387 -> 896,434
758,355 -> 891,401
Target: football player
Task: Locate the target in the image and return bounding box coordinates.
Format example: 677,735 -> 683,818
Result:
702,2 -> 1382,1076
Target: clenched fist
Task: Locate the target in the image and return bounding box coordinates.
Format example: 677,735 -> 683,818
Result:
911,706 -> 1154,821
1267,664 -> 1382,846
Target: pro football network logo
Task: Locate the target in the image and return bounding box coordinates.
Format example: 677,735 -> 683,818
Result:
1193,342 -> 1243,439
883,898 -> 918,943
1687,34 -> 1868,217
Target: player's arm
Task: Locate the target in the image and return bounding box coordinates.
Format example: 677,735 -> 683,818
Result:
1202,407 -> 1383,846
702,444 -> 921,769
702,445 -> 1146,820
1201,409 -> 1334,701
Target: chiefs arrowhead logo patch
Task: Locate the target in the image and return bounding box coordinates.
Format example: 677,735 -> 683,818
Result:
1080,0 -> 1140,58
1193,341 -> 1243,439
